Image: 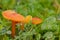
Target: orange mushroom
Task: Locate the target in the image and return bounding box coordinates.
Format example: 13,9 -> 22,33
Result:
24,15 -> 32,23
32,17 -> 42,24
20,15 -> 32,30
2,10 -> 24,38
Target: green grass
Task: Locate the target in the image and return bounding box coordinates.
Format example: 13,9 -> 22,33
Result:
0,0 -> 60,40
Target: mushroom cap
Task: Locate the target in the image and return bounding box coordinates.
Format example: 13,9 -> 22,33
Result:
32,17 -> 42,24
24,15 -> 32,23
2,10 -> 25,22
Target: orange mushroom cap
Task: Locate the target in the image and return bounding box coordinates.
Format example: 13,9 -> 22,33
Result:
32,17 -> 42,24
24,15 -> 32,23
2,10 -> 25,22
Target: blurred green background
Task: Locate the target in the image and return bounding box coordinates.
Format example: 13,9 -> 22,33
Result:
0,0 -> 60,40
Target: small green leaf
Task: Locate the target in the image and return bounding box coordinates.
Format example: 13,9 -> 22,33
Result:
0,24 -> 3,30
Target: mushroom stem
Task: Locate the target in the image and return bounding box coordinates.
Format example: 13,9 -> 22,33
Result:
20,23 -> 24,30
11,21 -> 16,38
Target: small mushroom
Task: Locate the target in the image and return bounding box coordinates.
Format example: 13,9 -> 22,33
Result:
32,17 -> 42,24
20,15 -> 32,30
24,15 -> 32,23
2,10 -> 24,38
